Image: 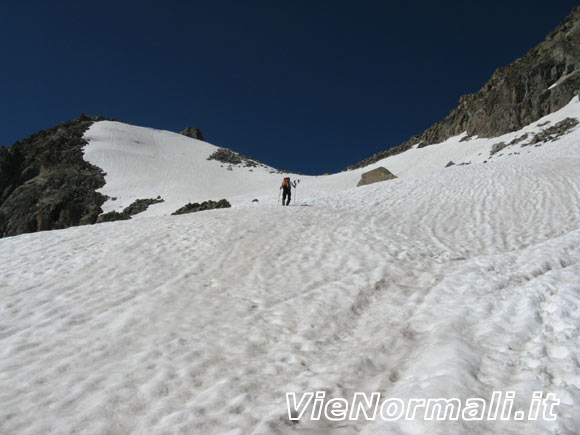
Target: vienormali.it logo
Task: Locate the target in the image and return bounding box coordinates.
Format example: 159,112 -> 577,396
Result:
286,390 -> 559,422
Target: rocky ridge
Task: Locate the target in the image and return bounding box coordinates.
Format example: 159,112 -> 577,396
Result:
0,115 -> 114,238
349,6 -> 580,170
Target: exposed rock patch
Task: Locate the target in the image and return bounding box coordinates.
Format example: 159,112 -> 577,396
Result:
98,197 -> 164,222
171,199 -> 231,215
207,148 -> 262,168
0,115 -> 114,238
509,133 -> 530,145
527,117 -> 579,144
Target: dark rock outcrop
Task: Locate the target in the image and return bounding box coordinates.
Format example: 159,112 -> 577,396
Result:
0,115 -> 113,238
171,199 -> 231,215
97,197 -> 164,223
509,133 -> 530,145
349,6 -> 580,170
180,127 -> 205,140
97,210 -> 128,223
527,117 -> 579,144
207,148 -> 260,168
357,167 -> 397,187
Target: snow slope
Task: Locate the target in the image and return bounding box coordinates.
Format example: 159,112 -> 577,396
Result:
1,98 -> 580,434
83,96 -> 580,217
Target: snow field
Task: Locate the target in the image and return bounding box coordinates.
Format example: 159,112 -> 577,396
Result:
82,97 -> 580,216
0,98 -> 579,433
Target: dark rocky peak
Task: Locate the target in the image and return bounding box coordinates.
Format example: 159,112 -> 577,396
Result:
180,126 -> 205,140
349,6 -> 580,170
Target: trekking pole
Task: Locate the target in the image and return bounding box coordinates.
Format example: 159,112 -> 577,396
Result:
294,179 -> 300,205
278,189 -> 281,205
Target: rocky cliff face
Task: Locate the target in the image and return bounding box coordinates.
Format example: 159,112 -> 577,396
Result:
349,6 -> 580,170
0,115 -> 111,238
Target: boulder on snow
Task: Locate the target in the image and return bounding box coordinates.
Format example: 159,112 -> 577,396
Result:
445,161 -> 456,167
179,127 -> 205,140
357,167 -> 397,187
490,142 -> 508,155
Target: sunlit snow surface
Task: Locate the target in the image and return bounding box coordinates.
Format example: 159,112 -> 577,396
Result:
1,98 -> 580,434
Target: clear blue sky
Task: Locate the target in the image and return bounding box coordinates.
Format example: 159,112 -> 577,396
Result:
0,1 -> 577,174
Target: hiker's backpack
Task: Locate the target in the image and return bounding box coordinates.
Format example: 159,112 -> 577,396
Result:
282,177 -> 290,187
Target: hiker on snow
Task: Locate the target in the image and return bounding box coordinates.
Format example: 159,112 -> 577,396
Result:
280,177 -> 296,206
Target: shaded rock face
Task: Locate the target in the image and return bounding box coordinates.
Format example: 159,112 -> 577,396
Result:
349,6 -> 580,170
0,115 -> 112,238
180,127 -> 205,140
171,199 -> 231,215
357,167 -> 397,187
97,197 -> 164,223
